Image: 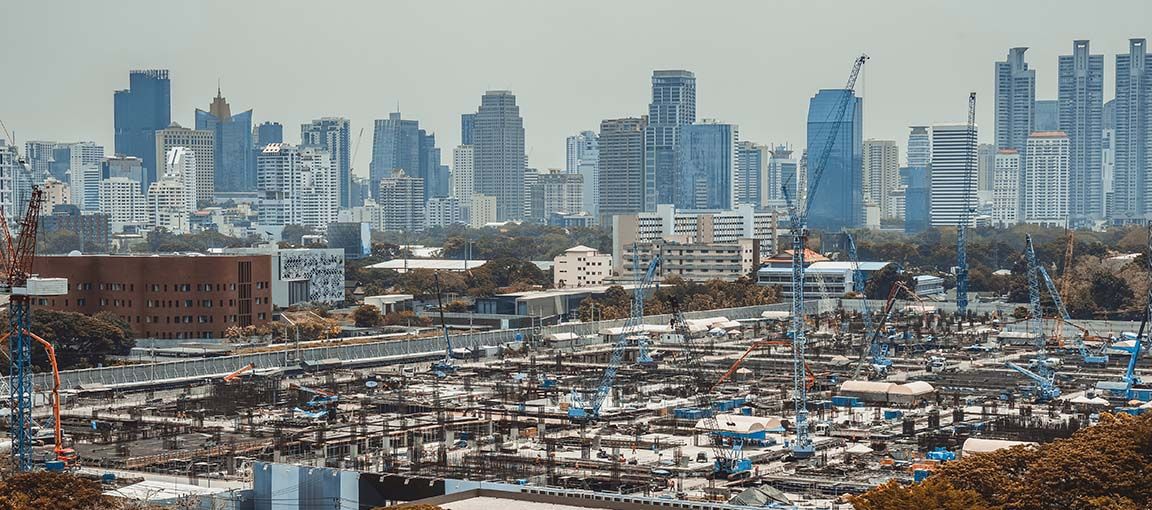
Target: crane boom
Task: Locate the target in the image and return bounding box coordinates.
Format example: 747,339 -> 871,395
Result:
430,272 -> 456,376
1037,266 -> 1106,364
956,92 -> 977,317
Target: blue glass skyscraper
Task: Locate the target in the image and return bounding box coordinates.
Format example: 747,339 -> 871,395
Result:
113,69 -> 170,188
254,121 -> 283,146
461,113 -> 476,145
370,112 -> 449,201
196,89 -> 254,192
674,121 -> 737,210
806,89 -> 863,231
644,70 -> 696,210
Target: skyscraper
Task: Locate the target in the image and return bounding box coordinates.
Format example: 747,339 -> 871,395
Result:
806,89 -> 863,230
645,70 -> 696,209
155,124 -> 214,206
460,113 -> 476,146
1022,131 -> 1071,227
101,155 -> 145,194
566,131 -> 598,173
1034,100 -> 1060,131
994,47 -> 1036,155
471,91 -> 525,221
254,122 -> 283,146
114,70 -> 171,187
195,88 -> 254,193
1113,38 -> 1152,223
992,149 -> 1022,227
567,131 -> 600,218
300,117 -> 351,208
598,117 -> 646,221
929,123 -> 978,228
907,126 -> 930,168
370,112 -> 420,190
379,169 -> 426,232
977,143 -> 997,198
1058,40 -> 1105,225
764,145 -> 799,207
675,121 -> 737,210
736,141 -> 767,208
862,139 -> 899,218
256,144 -> 337,228
452,145 -> 474,217
24,141 -> 55,183
529,169 -> 584,221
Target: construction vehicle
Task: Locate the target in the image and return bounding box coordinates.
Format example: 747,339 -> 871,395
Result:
782,54 -> 868,459
223,363 -> 256,382
568,256 -> 661,423
955,93 -> 977,317
430,272 -> 457,376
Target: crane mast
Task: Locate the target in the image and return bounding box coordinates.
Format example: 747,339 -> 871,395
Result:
786,54 -> 867,459
956,92 -> 977,317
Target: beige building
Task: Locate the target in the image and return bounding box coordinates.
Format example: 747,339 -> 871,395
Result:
553,245 -> 611,288
470,194 -> 497,228
42,177 -> 71,211
155,123 -> 214,206
863,139 -> 900,219
611,204 -> 780,276
621,238 -> 761,282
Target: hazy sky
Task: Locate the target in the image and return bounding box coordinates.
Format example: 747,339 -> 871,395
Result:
2,1 -> 1150,174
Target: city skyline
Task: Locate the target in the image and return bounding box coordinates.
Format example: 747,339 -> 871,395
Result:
3,1 -> 1150,174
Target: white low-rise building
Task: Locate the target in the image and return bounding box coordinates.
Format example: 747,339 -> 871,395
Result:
553,245 -> 611,288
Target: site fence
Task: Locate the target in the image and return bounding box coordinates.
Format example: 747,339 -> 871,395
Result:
24,301 -> 819,391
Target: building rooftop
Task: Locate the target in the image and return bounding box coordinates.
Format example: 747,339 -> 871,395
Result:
1029,130 -> 1069,138
365,259 -> 488,272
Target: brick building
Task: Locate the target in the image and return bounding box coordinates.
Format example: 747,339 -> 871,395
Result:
31,254 -> 273,340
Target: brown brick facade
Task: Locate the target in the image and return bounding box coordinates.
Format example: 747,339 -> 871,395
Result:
31,254 -> 274,340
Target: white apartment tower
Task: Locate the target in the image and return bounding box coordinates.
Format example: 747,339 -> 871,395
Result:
451,145 -> 474,218
1022,131 -> 1071,227
379,169 -> 426,232
155,123 -> 214,206
862,139 -> 900,218
992,149 -> 1022,226
99,176 -> 147,232
929,123 -> 979,227
296,148 -> 338,229
164,147 -> 199,213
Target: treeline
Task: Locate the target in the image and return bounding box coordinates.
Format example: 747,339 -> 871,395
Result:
373,223 -> 612,261
348,256 -> 551,299
574,276 -> 781,321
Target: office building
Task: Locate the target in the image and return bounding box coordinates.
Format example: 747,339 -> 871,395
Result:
1113,38 -> 1152,223
992,149 -> 1022,226
674,121 -> 738,210
530,169 -> 583,221
904,166 -> 930,233
929,123 -> 979,227
102,155 -> 145,193
1059,40 -> 1105,225
113,69 -> 171,186
369,112 -> 448,200
163,147 -> 199,213
763,145 -> 799,207
23,140 -> 56,183
0,141 -> 26,220
597,117 -> 646,220
977,143 -> 997,200
295,149 -> 339,229
42,178 -> 70,210
99,177 -> 147,232
863,139 -> 899,218
378,169 -> 425,232
907,126 -> 931,168
39,205 -> 111,253
255,144 -> 337,229
567,131 -> 599,218
470,194 -> 497,228
553,245 -> 612,288
645,70 -> 696,209
736,141 -> 767,207
196,88 -> 254,193
806,89 -> 863,230
451,145 -> 474,216
326,222 -> 371,260
254,121 -> 283,146
300,117 -> 351,208
624,238 -> 763,283
69,163 -> 102,212
1035,100 -> 1059,131
471,91 -> 525,221
1103,125 -> 1116,217
223,247 -> 345,307
1022,131 -> 1071,227
426,197 -> 463,229
460,113 -> 476,145
611,204 -> 780,275
155,124 -> 214,206
994,48 -> 1036,155
31,253 -> 273,339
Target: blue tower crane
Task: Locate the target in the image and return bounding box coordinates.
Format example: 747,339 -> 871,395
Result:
845,233 -> 892,379
956,93 -> 977,318
784,54 -> 868,459
633,243 -> 657,368
568,255 -> 661,422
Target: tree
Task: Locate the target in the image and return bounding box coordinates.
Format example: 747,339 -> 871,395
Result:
37,230 -> 83,255
849,478 -> 991,510
1090,271 -> 1133,312
0,471 -> 115,510
28,310 -> 135,370
353,305 -> 382,327
280,224 -> 314,245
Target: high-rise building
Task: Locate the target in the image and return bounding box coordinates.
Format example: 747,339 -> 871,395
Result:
113,70 -> 171,187
1103,124 -> 1116,216
674,121 -> 737,210
764,145 -> 799,207
597,117 -> 646,220
862,139 -> 899,218
295,149 -> 339,229
164,147 -> 199,214
567,131 -> 599,219
0,140 -> 30,221
1022,131 -> 1071,227
255,144 -> 337,229
451,145 -> 474,211
24,141 -> 56,183
992,149 -> 1022,227
929,123 -> 978,227
530,169 -> 583,221
254,121 -> 283,146
907,126 -> 931,167
426,197 -> 463,229
645,70 -> 696,209
994,47 -> 1036,156
977,143 -> 996,198
470,194 -> 497,228
99,176 -> 147,232
1113,38 -> 1152,223
736,141 -> 767,207
369,112 -> 419,190
69,163 -> 102,212
903,166 -> 930,234
155,124 -> 214,206
806,89 -> 863,230
523,167 -> 539,220
460,113 -> 476,146
566,131 -> 598,173
1034,100 -> 1060,131
196,88 -> 254,193
300,117 -> 351,208
471,91 -> 525,221
1059,40 -> 1105,225
378,169 -> 425,232
42,178 -> 70,211
102,155 -> 145,193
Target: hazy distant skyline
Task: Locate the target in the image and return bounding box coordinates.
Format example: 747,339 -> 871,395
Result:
2,0 -> 1150,174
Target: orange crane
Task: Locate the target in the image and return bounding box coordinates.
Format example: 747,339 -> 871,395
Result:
223,363 -> 256,382
24,330 -> 77,466
711,339 -> 816,391
1054,230 -> 1074,347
